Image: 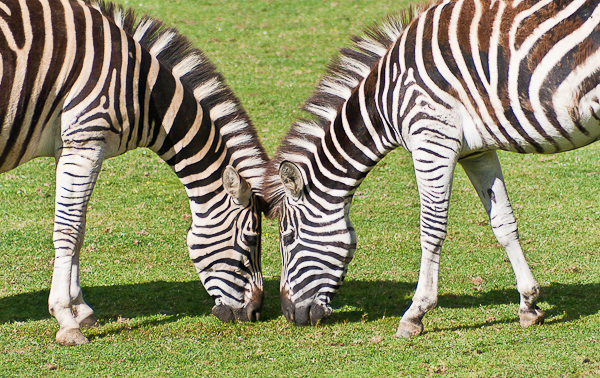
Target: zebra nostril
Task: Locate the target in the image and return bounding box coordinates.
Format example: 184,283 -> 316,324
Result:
247,307 -> 261,322
245,300 -> 262,322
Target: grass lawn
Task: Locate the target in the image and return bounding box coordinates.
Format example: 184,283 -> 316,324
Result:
1,0 -> 599,376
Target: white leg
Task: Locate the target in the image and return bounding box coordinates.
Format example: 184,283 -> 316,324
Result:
48,146 -> 103,345
70,250 -> 98,327
396,133 -> 460,338
460,151 -> 544,326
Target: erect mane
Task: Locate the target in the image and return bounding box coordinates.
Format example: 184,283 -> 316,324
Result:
87,0 -> 269,196
262,5 -> 430,218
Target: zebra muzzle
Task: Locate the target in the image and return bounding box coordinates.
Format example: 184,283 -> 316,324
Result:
211,288 -> 263,323
211,303 -> 262,323
281,289 -> 332,326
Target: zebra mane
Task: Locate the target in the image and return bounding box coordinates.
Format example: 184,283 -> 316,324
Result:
262,5 -> 428,218
87,0 -> 269,196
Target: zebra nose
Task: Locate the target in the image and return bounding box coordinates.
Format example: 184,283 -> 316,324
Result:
282,303 -> 329,326
281,290 -> 330,326
280,285 -> 296,323
244,288 -> 263,322
211,287 -> 263,323
212,303 -> 235,323
308,303 -> 331,325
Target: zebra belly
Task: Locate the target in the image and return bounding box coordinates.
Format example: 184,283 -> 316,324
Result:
0,114 -> 62,174
466,85 -> 600,156
519,85 -> 600,154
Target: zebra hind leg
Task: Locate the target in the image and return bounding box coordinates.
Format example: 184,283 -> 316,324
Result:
48,145 -> 104,345
460,151 -> 544,328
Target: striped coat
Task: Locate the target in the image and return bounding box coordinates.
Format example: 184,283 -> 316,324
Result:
1,0 -> 268,345
265,0 -> 597,335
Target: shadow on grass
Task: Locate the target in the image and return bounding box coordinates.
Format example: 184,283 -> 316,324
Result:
326,280 -> 600,328
1,278 -> 598,331
0,279 -> 282,325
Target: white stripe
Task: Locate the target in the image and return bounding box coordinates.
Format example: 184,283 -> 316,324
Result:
133,18 -> 153,41
193,77 -> 223,101
529,3 -> 600,142
445,0 -> 498,149
220,118 -> 248,135
149,31 -> 175,56
210,101 -> 237,120
173,54 -> 204,78
305,104 -> 337,122
340,100 -> 379,163
317,78 -> 352,100
0,2 -> 11,16
358,79 -> 386,155
507,0 -> 583,146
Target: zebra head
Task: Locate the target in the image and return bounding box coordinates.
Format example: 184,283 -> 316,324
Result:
275,161 -> 357,326
188,166 -> 263,323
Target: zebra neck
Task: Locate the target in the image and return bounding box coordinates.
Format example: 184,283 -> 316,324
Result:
144,67 -> 230,205
305,72 -> 395,199
337,70 -> 397,175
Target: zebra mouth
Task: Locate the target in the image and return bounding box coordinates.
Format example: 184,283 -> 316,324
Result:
211,303 -> 262,323
211,288 -> 263,323
281,302 -> 332,326
281,287 -> 332,326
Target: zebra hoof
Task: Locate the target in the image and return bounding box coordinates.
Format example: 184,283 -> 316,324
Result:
212,304 -> 235,323
395,320 -> 424,338
78,315 -> 100,328
519,307 -> 545,327
56,328 -> 89,346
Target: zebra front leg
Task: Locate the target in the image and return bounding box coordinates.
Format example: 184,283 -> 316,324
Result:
396,141 -> 459,338
460,151 -> 543,327
48,145 -> 104,346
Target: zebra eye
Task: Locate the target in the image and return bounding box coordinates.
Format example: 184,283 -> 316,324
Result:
244,234 -> 258,246
282,230 -> 295,246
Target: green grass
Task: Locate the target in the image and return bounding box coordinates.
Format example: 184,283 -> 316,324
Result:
2,0 -> 600,376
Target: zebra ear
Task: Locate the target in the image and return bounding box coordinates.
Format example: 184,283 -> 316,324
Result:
279,161 -> 304,200
223,165 -> 251,205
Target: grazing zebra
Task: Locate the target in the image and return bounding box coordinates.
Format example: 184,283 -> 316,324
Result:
264,0 -> 600,336
0,0 -> 269,345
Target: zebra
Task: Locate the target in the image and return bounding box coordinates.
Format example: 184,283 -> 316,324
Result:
0,0 -> 269,345
264,0 -> 600,336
